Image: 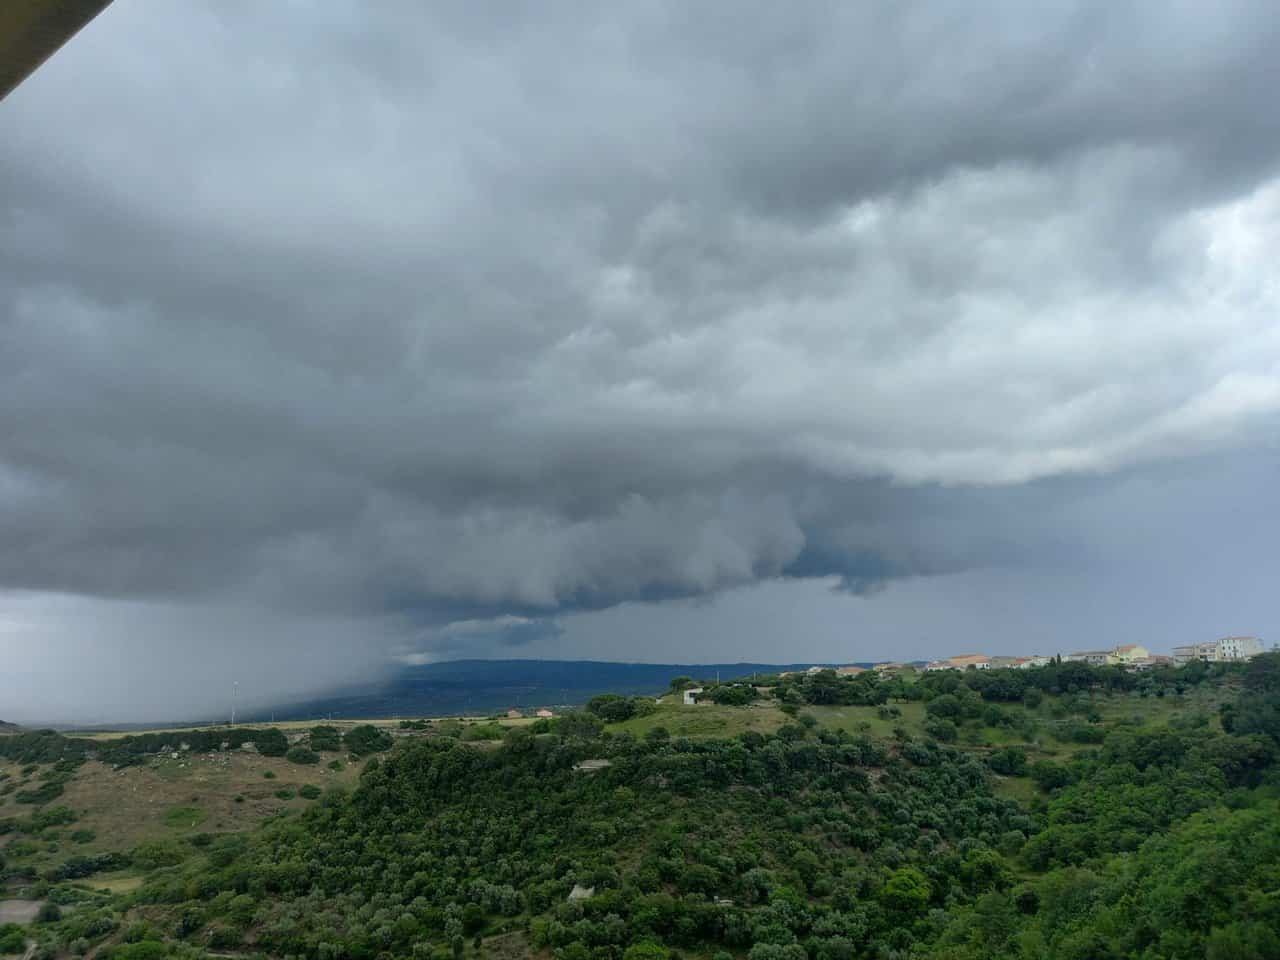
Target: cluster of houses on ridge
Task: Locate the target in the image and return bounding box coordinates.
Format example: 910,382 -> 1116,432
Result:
774,635 -> 1269,680
924,646 -> 1165,671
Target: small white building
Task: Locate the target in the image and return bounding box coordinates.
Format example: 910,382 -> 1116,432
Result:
682,687 -> 704,706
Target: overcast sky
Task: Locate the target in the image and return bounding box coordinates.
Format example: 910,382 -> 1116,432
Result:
3,1 -> 1279,723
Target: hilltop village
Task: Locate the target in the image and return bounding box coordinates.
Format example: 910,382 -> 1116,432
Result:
777,634 -> 1269,680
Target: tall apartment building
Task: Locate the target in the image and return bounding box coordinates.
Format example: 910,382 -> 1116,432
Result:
1219,636 -> 1265,660
1172,636 -> 1264,664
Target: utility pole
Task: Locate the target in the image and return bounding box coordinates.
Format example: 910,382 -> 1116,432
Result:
231,680 -> 238,726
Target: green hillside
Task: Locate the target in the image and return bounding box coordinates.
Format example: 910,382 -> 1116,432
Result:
2,657 -> 1278,960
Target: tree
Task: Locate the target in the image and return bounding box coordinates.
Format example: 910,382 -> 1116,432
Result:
709,684 -> 755,706
253,728 -> 289,757
622,943 -> 668,960
587,694 -> 637,722
286,746 -> 320,765
309,725 -> 342,752
344,725 -> 393,756
879,867 -> 931,917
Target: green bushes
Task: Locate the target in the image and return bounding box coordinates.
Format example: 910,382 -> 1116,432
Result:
0,925 -> 27,953
6,665 -> 1269,960
460,723 -> 504,741
15,780 -> 65,805
707,684 -> 756,706
923,717 -> 958,742
986,746 -> 1028,776
285,746 -> 320,765
251,728 -> 289,757
1029,760 -> 1076,791
308,726 -> 342,752
109,941 -> 168,960
36,903 -> 62,923
342,725 -> 393,757
48,851 -> 129,880
132,841 -> 187,870
586,695 -> 659,722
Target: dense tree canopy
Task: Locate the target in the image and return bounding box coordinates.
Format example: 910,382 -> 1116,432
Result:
3,660 -> 1277,960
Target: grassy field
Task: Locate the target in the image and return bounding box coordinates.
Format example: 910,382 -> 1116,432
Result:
610,698 -> 788,739
0,714 -> 552,879
806,700 -> 929,737
605,684 -> 1233,764
0,746 -> 367,879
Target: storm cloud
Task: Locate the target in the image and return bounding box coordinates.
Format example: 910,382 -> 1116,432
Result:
3,1 -> 1280,721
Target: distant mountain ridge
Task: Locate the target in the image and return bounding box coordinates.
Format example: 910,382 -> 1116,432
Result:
260,658 -> 844,721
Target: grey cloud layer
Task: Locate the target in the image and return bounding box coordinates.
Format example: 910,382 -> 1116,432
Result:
3,1 -> 1280,634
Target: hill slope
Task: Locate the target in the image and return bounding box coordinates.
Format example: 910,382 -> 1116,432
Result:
2,655 -> 1277,960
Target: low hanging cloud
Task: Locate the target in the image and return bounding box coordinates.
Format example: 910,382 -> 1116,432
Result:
2,2 -> 1280,719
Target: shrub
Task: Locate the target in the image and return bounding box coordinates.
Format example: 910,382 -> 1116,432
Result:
879,866 -> 931,916
112,941 -> 167,960
298,784 -> 321,800
132,840 -> 187,869
987,747 -> 1028,776
924,717 -> 958,742
252,728 -> 289,757
708,684 -> 755,706
36,903 -> 62,923
623,944 -> 668,960
645,726 -> 671,744
15,781 -> 64,805
309,725 -> 342,752
274,789 -> 295,800
285,746 -> 320,765
460,723 -> 505,742
1029,760 -> 1077,791
0,925 -> 26,954
343,725 -> 393,757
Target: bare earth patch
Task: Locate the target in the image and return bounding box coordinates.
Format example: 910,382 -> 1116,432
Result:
0,900 -> 42,924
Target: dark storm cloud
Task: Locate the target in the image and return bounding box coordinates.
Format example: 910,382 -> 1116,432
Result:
3,1 -> 1280,719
